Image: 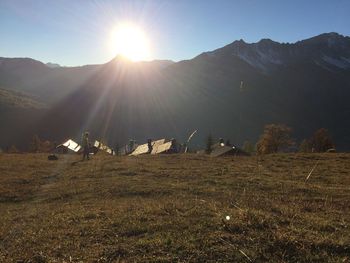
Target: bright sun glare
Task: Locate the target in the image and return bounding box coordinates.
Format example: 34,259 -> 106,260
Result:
110,23 -> 151,61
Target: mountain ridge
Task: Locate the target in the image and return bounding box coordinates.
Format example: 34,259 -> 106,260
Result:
202,32 -> 350,73
0,32 -> 349,151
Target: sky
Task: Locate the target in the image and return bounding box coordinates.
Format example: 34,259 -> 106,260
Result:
0,0 -> 349,66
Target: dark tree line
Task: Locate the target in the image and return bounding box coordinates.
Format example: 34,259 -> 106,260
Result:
299,128 -> 334,153
256,124 -> 335,154
29,135 -> 56,153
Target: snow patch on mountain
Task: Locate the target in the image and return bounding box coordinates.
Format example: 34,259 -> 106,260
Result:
233,45 -> 285,72
322,55 -> 350,69
46,62 -> 61,68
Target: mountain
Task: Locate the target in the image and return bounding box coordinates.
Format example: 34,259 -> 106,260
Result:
208,32 -> 350,73
0,57 -> 102,103
0,32 -> 349,151
0,88 -> 46,109
46,62 -> 61,68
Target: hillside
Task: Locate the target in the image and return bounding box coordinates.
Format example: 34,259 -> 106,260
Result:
0,153 -> 349,262
0,88 -> 46,110
0,33 -> 350,150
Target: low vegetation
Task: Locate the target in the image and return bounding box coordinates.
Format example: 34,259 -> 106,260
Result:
0,153 -> 349,262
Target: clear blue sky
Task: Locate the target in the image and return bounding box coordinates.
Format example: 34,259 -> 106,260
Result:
0,0 -> 349,66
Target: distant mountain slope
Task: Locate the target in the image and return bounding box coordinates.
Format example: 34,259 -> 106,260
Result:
0,88 -> 45,109
0,33 -> 349,150
0,57 -> 174,104
0,57 -> 102,104
206,32 -> 350,73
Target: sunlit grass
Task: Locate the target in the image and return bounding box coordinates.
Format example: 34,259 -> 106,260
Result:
0,153 -> 349,262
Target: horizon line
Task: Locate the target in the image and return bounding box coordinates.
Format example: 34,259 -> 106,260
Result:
1,31 -> 348,67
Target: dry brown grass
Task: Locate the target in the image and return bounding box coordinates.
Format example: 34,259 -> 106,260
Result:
0,153 -> 349,262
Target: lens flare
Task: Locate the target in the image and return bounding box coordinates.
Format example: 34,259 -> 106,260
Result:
110,23 -> 151,61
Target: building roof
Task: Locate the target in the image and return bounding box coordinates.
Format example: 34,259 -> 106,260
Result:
212,142 -> 226,150
57,139 -> 81,152
150,139 -> 167,154
116,141 -> 138,155
94,140 -> 113,155
153,141 -> 173,154
130,139 -> 165,156
210,145 -> 249,157
129,143 -> 149,156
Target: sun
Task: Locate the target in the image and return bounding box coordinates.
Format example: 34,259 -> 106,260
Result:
110,23 -> 151,61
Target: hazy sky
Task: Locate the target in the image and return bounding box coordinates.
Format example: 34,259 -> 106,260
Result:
1,0 -> 349,66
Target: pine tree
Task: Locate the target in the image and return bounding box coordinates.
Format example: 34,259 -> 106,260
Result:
205,134 -> 213,154
115,143 -> 120,155
299,139 -> 311,153
242,141 -> 254,153
30,135 -> 41,152
8,145 -> 19,153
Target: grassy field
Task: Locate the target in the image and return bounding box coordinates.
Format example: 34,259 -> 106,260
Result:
0,153 -> 349,262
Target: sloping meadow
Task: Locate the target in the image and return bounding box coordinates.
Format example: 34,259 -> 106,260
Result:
0,153 -> 349,262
